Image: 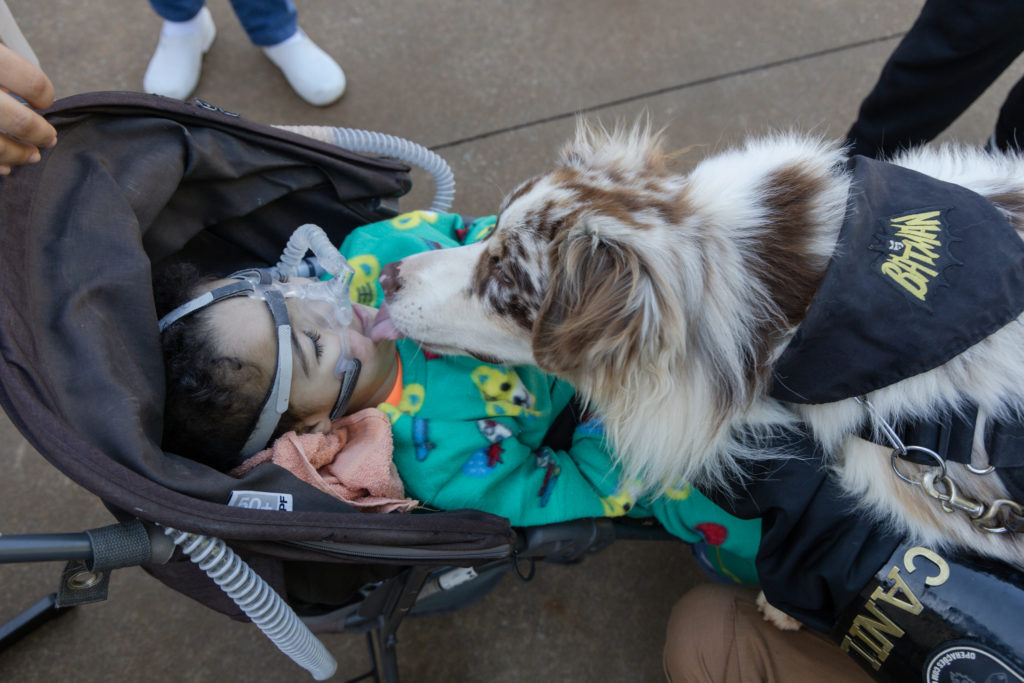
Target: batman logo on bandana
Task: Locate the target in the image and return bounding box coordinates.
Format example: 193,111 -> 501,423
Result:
869,207 -> 963,311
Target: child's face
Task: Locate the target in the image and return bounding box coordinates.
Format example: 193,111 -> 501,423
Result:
203,278 -> 398,434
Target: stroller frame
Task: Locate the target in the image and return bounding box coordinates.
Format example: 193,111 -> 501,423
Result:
0,92 -> 678,681
0,513 -> 672,681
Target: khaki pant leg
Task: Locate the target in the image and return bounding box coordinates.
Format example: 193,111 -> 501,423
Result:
663,584 -> 873,683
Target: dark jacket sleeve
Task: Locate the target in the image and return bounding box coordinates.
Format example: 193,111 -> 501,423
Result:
704,428 -> 904,634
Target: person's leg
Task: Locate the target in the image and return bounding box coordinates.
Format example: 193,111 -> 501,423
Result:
143,0 -> 216,100
226,0 -> 297,46
228,0 -> 346,106
994,75 -> 1024,152
148,0 -> 206,22
846,0 -> 1024,158
663,584 -> 872,683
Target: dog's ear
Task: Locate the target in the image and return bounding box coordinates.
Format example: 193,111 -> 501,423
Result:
532,214 -> 672,378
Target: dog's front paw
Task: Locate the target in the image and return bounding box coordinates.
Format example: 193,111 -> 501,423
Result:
756,590 -> 803,631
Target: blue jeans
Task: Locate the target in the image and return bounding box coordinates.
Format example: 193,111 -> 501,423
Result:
148,0 -> 298,46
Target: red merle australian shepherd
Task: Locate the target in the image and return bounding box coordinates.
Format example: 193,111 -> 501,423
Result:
370,121 -> 1024,626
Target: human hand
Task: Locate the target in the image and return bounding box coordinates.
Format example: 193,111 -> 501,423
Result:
0,43 -> 56,175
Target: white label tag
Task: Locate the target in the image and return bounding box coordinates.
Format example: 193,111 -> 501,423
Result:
228,490 -> 294,512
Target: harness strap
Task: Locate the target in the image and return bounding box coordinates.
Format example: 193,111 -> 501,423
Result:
985,419 -> 1024,470
860,408 -> 979,467
986,420 -> 1024,510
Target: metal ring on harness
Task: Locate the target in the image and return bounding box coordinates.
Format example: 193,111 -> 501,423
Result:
890,445 -> 947,486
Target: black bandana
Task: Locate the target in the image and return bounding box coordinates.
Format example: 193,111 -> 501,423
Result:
771,155 -> 1024,404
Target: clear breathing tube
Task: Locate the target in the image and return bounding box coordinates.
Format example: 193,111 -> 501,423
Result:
163,527 -> 338,680
274,223 -> 353,299
275,125 -> 456,213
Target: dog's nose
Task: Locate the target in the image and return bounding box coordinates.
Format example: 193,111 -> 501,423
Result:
379,261 -> 404,297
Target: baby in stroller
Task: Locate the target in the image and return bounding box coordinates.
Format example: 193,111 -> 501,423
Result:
155,210 -> 762,584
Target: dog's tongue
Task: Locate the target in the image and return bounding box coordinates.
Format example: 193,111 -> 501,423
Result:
369,303 -> 404,341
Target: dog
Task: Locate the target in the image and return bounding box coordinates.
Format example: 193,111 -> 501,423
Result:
372,121 -> 1024,626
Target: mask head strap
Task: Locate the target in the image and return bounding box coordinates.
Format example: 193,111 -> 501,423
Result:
158,279 -> 255,332
329,359 -> 362,422
240,289 -> 292,457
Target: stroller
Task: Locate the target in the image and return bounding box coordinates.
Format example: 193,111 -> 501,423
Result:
0,92 -> 674,681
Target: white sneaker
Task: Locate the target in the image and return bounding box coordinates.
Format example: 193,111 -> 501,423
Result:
263,30 -> 346,106
143,7 -> 217,100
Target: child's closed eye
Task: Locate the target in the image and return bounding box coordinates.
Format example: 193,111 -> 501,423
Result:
304,329 -> 324,359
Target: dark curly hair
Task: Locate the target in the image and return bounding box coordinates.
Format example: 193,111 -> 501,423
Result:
154,262 -> 302,472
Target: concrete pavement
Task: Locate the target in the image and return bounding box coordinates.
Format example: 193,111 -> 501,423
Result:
2,0 -> 1022,680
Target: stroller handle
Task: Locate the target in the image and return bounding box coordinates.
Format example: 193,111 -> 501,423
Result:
0,532 -> 92,564
0,520 -> 172,571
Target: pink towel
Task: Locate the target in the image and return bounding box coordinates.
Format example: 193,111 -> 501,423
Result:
230,408 -> 418,513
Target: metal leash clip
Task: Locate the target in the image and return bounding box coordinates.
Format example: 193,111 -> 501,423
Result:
921,470 -> 984,517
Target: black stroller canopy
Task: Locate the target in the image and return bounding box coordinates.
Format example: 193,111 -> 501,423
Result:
0,92 -> 513,551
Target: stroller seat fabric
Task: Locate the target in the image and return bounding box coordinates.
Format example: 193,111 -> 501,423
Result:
0,93 -> 516,626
